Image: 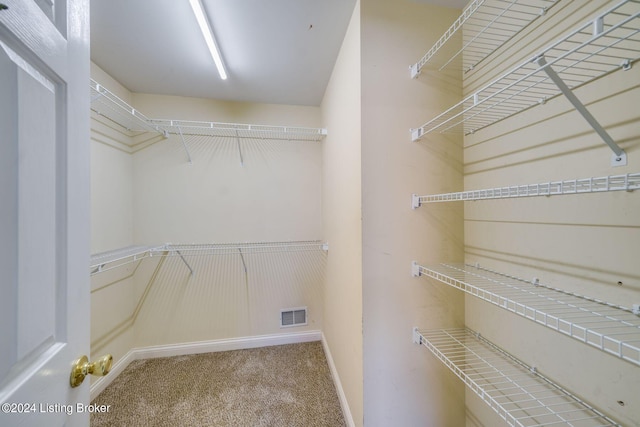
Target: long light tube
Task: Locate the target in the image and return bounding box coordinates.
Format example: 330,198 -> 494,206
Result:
189,0 -> 227,80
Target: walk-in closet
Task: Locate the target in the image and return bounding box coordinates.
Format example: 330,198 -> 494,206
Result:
90,0 -> 640,425
1,0 -> 637,426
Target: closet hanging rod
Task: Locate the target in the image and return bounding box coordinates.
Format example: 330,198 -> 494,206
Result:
411,172 -> 640,207
411,0 -> 558,77
411,262 -> 640,366
413,327 -> 620,426
411,0 -> 640,157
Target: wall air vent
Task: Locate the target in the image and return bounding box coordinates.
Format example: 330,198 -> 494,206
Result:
280,307 -> 307,328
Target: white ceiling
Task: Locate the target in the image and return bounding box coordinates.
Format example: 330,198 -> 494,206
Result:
90,0 -> 467,106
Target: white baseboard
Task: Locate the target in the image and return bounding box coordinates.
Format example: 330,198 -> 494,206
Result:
321,333 -> 355,427
90,330 -> 322,401
90,348 -> 137,401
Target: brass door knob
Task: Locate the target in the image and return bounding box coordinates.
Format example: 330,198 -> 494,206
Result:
70,354 -> 113,388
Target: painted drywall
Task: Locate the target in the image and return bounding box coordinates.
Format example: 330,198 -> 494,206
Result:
90,63 -> 135,254
90,62 -> 137,366
90,66 -> 327,355
90,266 -> 137,369
132,250 -> 326,347
90,141 -> 133,253
360,0 -> 465,425
127,93 -> 326,345
129,93 -> 323,244
320,1 -> 363,425
461,1 -> 640,425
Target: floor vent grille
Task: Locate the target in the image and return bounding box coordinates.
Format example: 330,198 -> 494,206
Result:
280,307 -> 307,328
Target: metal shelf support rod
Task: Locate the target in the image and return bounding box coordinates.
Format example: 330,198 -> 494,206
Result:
235,129 -> 244,167
177,126 -> 193,165
175,249 -> 194,276
535,55 -> 626,164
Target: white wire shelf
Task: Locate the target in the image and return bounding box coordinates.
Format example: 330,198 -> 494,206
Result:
411,262 -> 640,366
90,79 -> 167,135
90,79 -> 326,163
90,245 -> 167,275
412,0 -> 640,139
412,172 -> 640,206
90,241 -> 328,275
413,328 -> 620,426
149,119 -> 327,142
411,0 -> 558,77
163,241 -> 329,256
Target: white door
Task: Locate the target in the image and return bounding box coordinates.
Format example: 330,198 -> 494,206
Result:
0,1 -> 90,426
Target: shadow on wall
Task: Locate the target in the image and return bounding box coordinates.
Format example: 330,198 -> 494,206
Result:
91,248 -> 327,353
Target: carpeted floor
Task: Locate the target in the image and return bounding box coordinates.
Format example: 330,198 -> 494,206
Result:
90,341 -> 346,427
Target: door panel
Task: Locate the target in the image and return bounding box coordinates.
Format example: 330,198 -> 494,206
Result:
15,47 -> 58,361
0,1 -> 90,426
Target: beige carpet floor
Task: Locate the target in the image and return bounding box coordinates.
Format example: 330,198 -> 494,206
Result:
90,341 -> 346,427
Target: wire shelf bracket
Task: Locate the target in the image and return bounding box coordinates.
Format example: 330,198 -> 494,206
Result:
411,262 -> 640,366
535,55 -> 627,166
176,126 -> 193,165
413,327 -> 620,426
174,248 -> 195,276
411,172 -> 640,206
411,0 -> 640,166
235,128 -> 244,167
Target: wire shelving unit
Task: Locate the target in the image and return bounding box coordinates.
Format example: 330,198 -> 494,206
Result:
90,78 -> 327,163
410,0 -> 558,77
90,241 -> 328,276
90,79 -> 326,143
90,79 -> 167,136
411,0 -> 640,146
163,241 -> 329,256
411,262 -> 640,366
148,119 -> 327,142
90,245 -> 167,275
411,172 -> 640,207
147,119 -> 327,165
413,328 -> 620,426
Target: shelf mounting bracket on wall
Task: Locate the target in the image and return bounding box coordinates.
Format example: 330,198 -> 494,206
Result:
235,129 -> 244,167
175,249 -> 194,276
535,55 -> 627,167
177,126 -> 193,165
91,83 -> 105,103
238,248 -> 248,284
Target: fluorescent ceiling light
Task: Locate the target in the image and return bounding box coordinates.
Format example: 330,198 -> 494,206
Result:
189,0 -> 227,80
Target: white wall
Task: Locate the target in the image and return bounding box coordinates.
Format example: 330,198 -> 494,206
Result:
90,63 -> 134,254
320,1 -> 363,425
90,65 -> 327,357
461,1 -> 640,425
360,1 -> 465,425
90,63 -> 137,365
130,93 -> 323,244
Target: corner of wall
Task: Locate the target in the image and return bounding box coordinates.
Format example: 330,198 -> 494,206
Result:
320,0 -> 363,425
